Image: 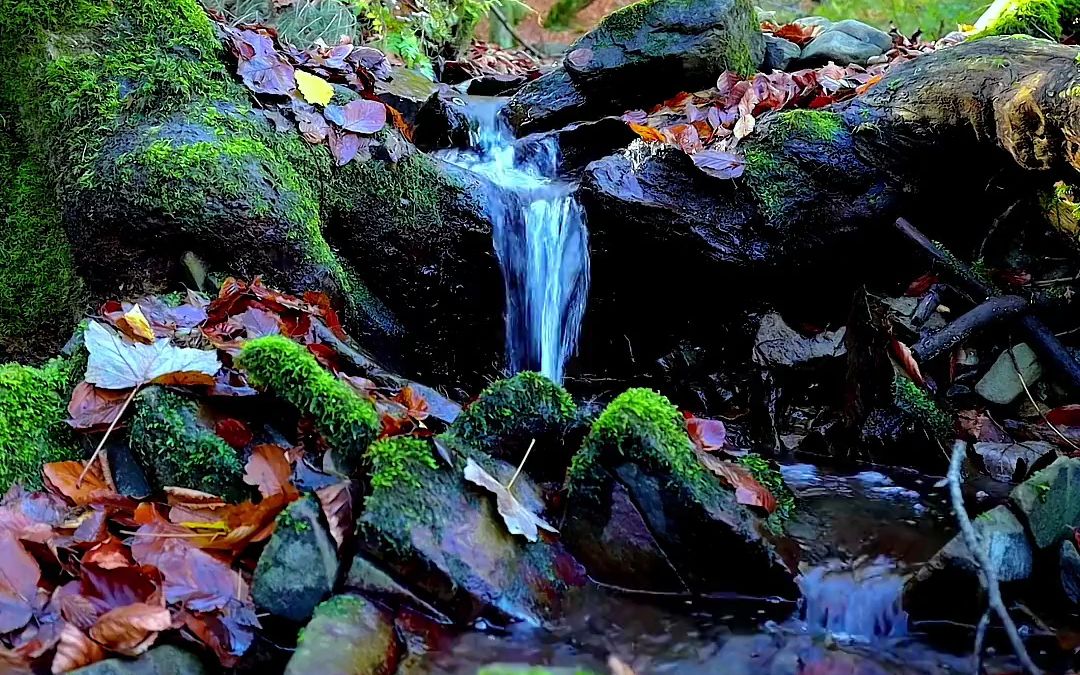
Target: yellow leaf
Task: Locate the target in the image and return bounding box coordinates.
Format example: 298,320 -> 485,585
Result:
295,71 -> 334,107
122,304 -> 154,342
177,520 -> 229,533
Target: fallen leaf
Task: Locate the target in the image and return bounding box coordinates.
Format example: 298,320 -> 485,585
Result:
394,386 -> 429,422
43,462 -> 112,506
295,70 -> 334,106
67,382 -> 130,430
118,305 -> 155,343
463,458 -> 557,542
82,538 -> 135,570
84,321 -> 220,390
891,339 -> 925,388
243,445 -> 296,499
51,624 -> 106,674
315,481 -> 354,551
696,452 -> 777,513
328,128 -> 362,166
1047,405 -> 1080,427
0,532 -> 42,634
323,99 -> 386,133
685,415 -> 727,453
691,149 -> 745,179
629,123 -> 665,143
89,603 -> 171,656
215,419 -> 252,450
232,30 -> 296,96
130,521 -> 242,612
973,441 -> 1055,482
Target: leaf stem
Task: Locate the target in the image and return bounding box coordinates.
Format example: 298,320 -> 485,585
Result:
78,385 -> 140,490
505,438 -> 536,491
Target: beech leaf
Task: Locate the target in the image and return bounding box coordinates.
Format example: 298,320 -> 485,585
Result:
51,624 -> 106,674
696,452 -> 777,513
84,321 -> 220,390
463,458 -> 557,542
323,99 -> 386,133
295,70 -> 334,106
89,602 -> 171,656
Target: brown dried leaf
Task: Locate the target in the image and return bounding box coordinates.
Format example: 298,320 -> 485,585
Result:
51,624 -> 106,674
463,458 -> 557,542
89,603 -> 171,656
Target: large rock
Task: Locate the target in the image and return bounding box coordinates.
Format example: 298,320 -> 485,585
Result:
507,0 -> 764,133
799,20 -> 891,66
252,495 -> 340,623
904,506 -> 1033,621
1010,456 -> 1080,549
375,66 -> 439,125
565,389 -> 798,597
975,343 -> 1042,405
72,646 -> 205,675
763,35 -> 802,71
285,595 -> 400,675
356,438 -> 584,625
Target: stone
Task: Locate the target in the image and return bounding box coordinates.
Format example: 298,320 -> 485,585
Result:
800,30 -> 885,66
762,35 -> 802,71
508,0 -> 763,132
828,19 -> 893,51
477,666 -> 598,675
516,117 -> 637,175
411,87 -> 473,152
375,66 -> 439,125
71,646 -> 205,675
1061,540 -> 1080,604
793,16 -> 833,29
1011,456 -> 1080,549
284,595 -> 400,675
252,495 -> 339,623
975,343 -> 1042,405
751,312 -> 847,368
345,553 -> 451,622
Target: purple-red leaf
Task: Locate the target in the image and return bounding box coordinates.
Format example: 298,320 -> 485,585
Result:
323,99 -> 386,134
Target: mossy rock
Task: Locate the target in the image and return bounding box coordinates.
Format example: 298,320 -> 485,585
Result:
128,386 -> 246,501
443,372 -> 578,476
357,438 -> 583,624
285,594 -> 400,675
565,389 -> 797,597
974,0 -> 1068,39
236,335 -> 380,474
0,357 -> 83,492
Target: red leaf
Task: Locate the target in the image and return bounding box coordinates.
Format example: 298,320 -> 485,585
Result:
215,419 -> 253,450
393,386 -> 429,422
696,453 -> 777,513
904,273 -> 938,296
323,99 -> 386,134
243,445 -> 297,499
0,532 -> 42,634
67,382 -> 130,430
685,415 -> 727,453
42,462 -> 114,507
52,623 -> 106,673
89,602 -> 171,656
82,537 -> 136,570
129,521 -> 242,612
891,338 -> 926,388
1047,405 -> 1080,427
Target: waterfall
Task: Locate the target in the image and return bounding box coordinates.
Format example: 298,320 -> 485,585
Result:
798,557 -> 908,640
440,99 -> 590,383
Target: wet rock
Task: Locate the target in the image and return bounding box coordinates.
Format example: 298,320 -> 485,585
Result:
412,88 -> 473,152
465,74 -> 529,97
345,553 -> 451,622
828,19 -> 893,51
800,30 -> 885,66
904,505 -> 1033,620
356,438 -> 584,624
565,389 -> 797,597
508,0 -> 763,132
284,595 -> 400,675
72,646 -> 205,674
975,343 -> 1042,405
517,117 -> 636,175
1061,540 -> 1080,604
477,666 -> 598,675
752,312 -> 846,368
763,35 -> 802,71
1010,456 -> 1080,549
973,440 -> 1054,482
252,495 -> 340,623
375,66 -> 439,125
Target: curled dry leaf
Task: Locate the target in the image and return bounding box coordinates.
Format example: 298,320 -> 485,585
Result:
43,461 -> 112,506
89,602 -> 172,656
463,458 -> 558,543
315,481 -> 354,551
695,451 -> 777,513
0,532 -> 42,634
243,445 -> 298,500
685,415 -> 727,453
67,382 -> 130,430
51,623 -> 106,674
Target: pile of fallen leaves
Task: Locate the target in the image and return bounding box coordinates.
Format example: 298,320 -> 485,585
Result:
212,15 -> 414,165
622,23 -> 966,179
0,278 -> 433,672
450,40 -> 545,79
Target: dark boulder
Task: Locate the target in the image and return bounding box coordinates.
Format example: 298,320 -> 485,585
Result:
412,87 -> 473,152
284,595 -> 400,675
375,66 -> 439,125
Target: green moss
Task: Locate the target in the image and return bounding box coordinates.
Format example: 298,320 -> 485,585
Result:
0,357 -> 83,492
310,593 -> 366,623
739,453 -> 795,533
771,110 -> 843,143
366,437 -> 438,490
893,376 -> 953,439
448,372 -> 577,453
568,388 -> 710,501
977,0 -> 1063,39
236,336 -> 379,473
128,387 -> 246,500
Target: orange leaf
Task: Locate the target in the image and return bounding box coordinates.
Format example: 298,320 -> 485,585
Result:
393,386 -> 429,422
51,624 -> 106,674
316,481 -> 354,551
696,452 -> 777,513
89,602 -> 171,656
855,73 -> 883,95
43,462 -> 114,506
629,123 -> 665,143
82,537 -> 135,570
243,445 -> 297,499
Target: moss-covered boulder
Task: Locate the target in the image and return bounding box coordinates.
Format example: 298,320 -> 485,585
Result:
507,0 -> 763,132
128,386 -> 246,501
973,0 -> 1080,39
356,437 -> 584,624
0,358 -> 83,492
0,0 -> 503,387
565,389 -> 797,597
236,335 -> 379,474
253,495 -> 340,623
285,594 -> 400,675
443,372 -> 579,477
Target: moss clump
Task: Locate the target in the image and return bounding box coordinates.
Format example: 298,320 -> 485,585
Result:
770,110 -> 843,143
977,0 -> 1063,39
236,336 -> 380,472
568,388 -> 711,501
893,376 -> 953,439
366,437 -> 438,490
0,358 -> 83,491
128,387 -> 246,500
448,372 -> 577,453
739,453 -> 795,533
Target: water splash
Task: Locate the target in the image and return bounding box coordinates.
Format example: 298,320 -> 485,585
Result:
440,100 -> 589,382
798,557 -> 908,640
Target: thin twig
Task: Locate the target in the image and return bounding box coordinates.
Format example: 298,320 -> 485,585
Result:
78,385 -> 140,490
973,609 -> 991,673
491,6 -> 545,59
506,438 -> 536,491
1008,346 -> 1080,452
948,441 -> 1041,674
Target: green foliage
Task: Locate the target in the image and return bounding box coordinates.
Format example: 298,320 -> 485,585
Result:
236,335 -> 380,472
128,387 -> 246,500
568,388 -> 710,501
977,0 -> 1064,38
544,0 -> 593,30
448,372 -> 577,452
367,437 -> 438,489
0,358 -> 82,492
359,0 -> 494,74
771,109 -> 843,143
893,376 -> 953,439
763,0 -> 983,39
739,453 -> 795,532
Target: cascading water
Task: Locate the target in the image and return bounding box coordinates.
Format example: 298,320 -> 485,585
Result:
798,558 -> 908,640
439,100 -> 589,383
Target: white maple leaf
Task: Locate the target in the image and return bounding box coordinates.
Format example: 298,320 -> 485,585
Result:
84,321 -> 221,390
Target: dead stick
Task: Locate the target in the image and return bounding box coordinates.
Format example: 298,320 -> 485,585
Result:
948,440 -> 1041,674
490,6 -> 545,59
895,217 -> 1080,390
77,385 -> 139,490
912,295 -> 1030,363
